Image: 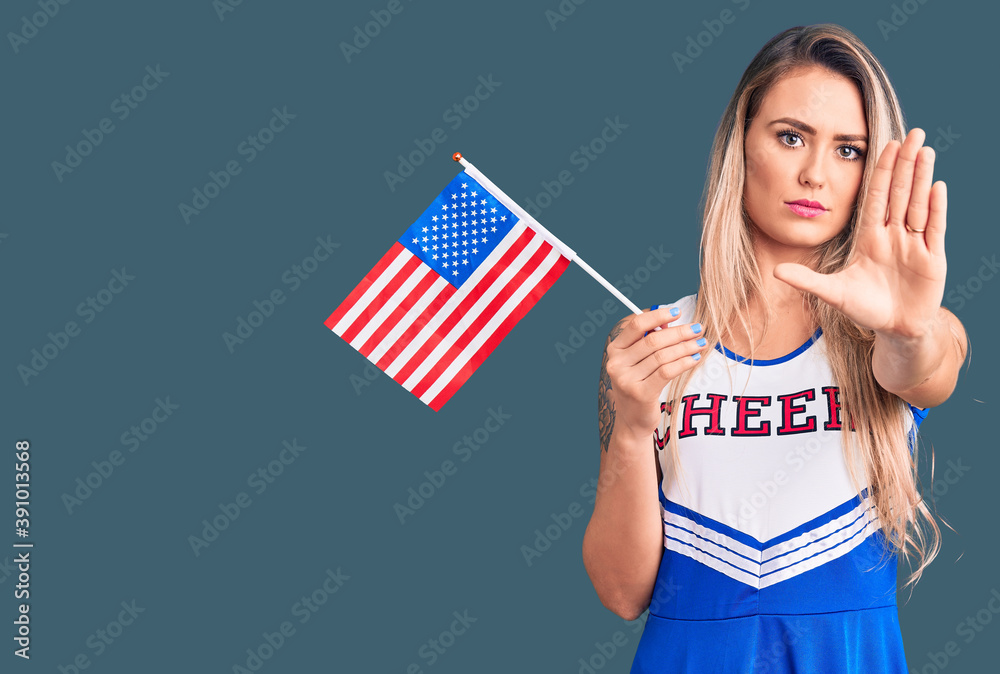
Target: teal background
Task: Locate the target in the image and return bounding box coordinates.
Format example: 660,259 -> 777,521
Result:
2,0 -> 995,671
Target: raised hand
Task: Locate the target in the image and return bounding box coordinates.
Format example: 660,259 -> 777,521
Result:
773,128 -> 948,339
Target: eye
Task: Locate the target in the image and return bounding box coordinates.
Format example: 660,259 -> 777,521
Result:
776,130 -> 803,148
838,144 -> 865,162
776,128 -> 865,163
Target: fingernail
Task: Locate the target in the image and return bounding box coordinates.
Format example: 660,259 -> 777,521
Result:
691,353 -> 700,361
692,323 -> 703,334
670,307 -> 680,317
696,337 -> 707,347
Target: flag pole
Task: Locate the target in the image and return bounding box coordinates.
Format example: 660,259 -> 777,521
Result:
453,153 -> 646,317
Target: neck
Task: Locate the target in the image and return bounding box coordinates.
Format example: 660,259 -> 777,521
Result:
722,239 -> 817,348
751,235 -> 818,310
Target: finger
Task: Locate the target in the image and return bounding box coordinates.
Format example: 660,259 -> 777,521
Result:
925,180 -> 947,254
623,319 -> 704,368
629,337 -> 707,399
629,336 -> 707,402
905,145 -> 934,239
629,328 -> 708,381
642,303 -> 681,337
859,138 -> 899,232
886,128 -> 925,231
773,262 -> 846,311
614,305 -> 684,349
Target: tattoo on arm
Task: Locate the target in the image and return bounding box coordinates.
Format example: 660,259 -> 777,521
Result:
599,322 -> 627,453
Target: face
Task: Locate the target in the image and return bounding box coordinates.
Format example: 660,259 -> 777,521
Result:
743,65 -> 868,258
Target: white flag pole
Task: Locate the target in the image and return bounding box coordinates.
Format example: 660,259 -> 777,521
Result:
453,153 -> 647,318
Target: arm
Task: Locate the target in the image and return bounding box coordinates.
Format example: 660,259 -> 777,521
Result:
582,320 -> 664,621
872,305 -> 968,409
582,306 -> 706,619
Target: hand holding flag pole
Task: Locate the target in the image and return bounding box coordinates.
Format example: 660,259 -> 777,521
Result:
325,153 -> 652,411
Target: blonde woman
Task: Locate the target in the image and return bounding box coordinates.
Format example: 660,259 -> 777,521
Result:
583,24 -> 968,673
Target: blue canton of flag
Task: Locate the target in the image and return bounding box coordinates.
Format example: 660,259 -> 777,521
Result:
398,171 -> 516,288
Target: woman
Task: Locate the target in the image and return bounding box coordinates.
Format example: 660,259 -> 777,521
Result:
582,24 -> 968,672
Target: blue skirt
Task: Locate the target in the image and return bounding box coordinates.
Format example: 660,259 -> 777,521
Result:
630,605 -> 908,673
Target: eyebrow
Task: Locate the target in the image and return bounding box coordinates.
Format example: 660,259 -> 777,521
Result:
768,118 -> 868,143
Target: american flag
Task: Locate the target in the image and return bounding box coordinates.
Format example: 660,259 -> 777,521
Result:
326,166 -> 572,411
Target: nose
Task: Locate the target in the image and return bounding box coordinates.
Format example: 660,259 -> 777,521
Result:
799,150 -> 826,188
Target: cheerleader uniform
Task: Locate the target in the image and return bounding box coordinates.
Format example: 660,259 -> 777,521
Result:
630,294 -> 926,673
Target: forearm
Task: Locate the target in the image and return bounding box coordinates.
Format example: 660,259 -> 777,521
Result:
872,306 -> 967,408
582,425 -> 663,621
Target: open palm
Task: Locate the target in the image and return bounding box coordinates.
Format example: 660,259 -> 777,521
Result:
773,128 -> 948,338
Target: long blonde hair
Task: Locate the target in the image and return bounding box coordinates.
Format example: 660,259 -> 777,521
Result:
661,23 -> 960,593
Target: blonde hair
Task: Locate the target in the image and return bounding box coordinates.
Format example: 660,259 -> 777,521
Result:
660,24 -> 961,594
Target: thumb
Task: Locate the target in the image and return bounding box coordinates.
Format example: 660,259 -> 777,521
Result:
773,262 -> 843,309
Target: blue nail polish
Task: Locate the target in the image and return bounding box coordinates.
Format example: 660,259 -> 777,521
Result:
692,353 -> 701,361
670,307 -> 680,317
651,305 -> 660,311
696,337 -> 707,347
692,323 -> 703,334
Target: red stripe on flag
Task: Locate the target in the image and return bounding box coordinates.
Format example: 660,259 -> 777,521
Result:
339,254 -> 423,345
358,266 -> 438,358
325,242 -> 408,332
428,252 -> 570,411
411,239 -> 556,399
374,282 -> 456,372
390,227 -> 536,388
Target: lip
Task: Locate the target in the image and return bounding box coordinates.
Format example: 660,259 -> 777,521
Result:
786,199 -> 826,210
785,203 -> 826,218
